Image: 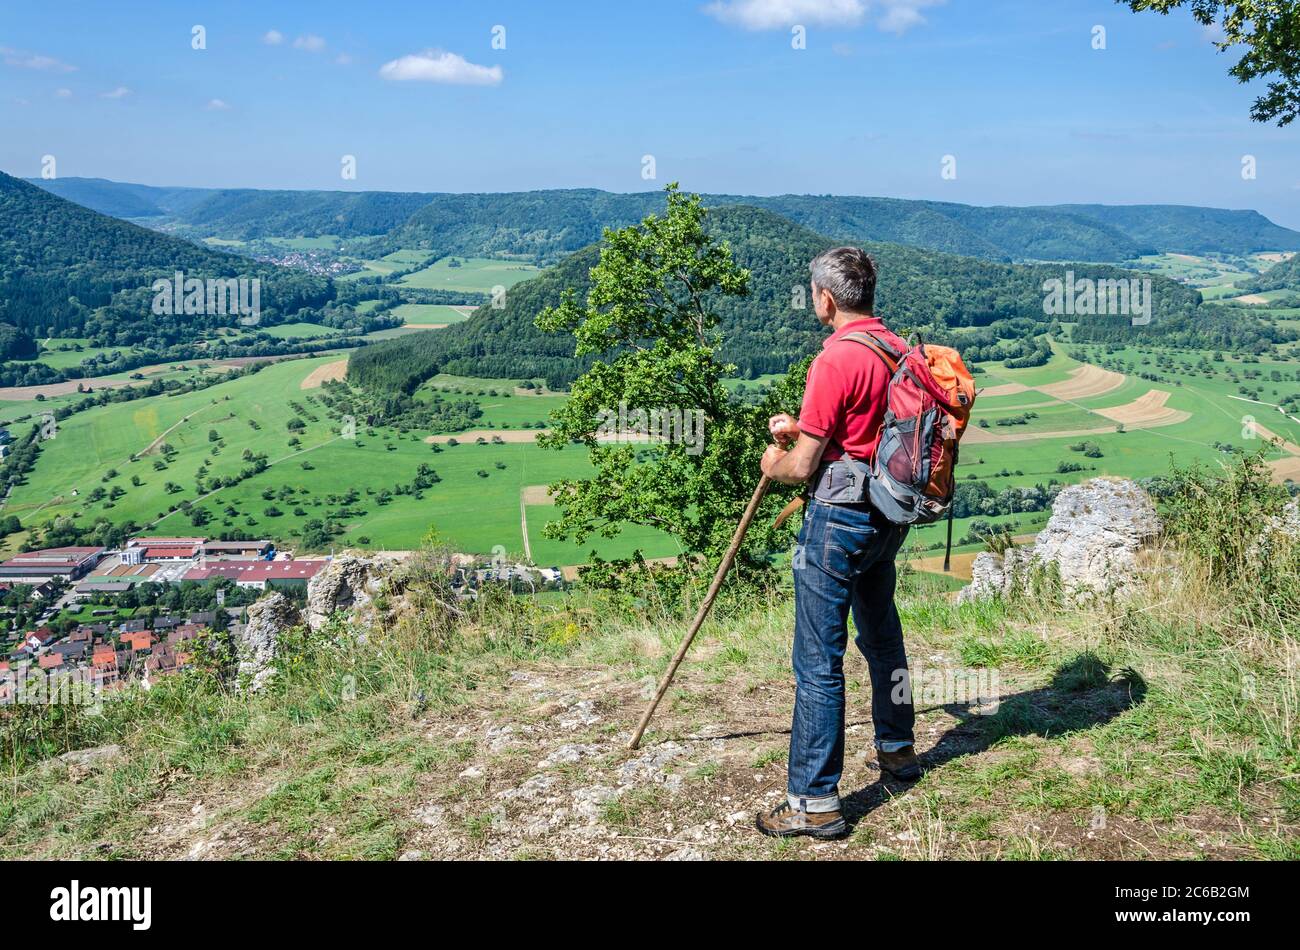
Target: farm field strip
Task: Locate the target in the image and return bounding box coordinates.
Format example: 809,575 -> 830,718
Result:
300,359 -> 349,389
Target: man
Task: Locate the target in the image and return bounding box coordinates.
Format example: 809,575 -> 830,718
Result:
755,246 -> 919,840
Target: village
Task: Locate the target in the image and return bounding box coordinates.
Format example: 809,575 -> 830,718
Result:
0,537 -> 566,705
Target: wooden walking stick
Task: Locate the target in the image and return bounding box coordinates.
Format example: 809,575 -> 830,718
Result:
628,474 -> 772,750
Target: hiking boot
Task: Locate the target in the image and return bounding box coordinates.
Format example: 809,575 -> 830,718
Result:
754,801 -> 847,840
877,746 -> 921,782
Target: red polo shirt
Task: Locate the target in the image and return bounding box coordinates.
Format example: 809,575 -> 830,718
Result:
798,317 -> 907,463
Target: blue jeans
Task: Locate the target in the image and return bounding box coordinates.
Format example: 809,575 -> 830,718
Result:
788,498 -> 912,812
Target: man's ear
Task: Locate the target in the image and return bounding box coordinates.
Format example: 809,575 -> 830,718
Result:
816,286 -> 835,318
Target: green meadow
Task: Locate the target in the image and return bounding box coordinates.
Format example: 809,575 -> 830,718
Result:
392,303 -> 474,326
4,355 -> 671,561
10,331 -> 1300,571
337,248 -> 430,282
258,322 -> 346,340
396,256 -> 539,293
33,339 -> 132,371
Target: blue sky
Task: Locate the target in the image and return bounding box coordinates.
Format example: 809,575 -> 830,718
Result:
2,0 -> 1298,227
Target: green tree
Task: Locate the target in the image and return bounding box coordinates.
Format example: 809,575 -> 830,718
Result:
1122,1 -> 1300,125
536,184 -> 803,567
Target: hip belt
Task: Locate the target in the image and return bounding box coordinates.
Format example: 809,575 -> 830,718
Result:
812,457 -> 872,505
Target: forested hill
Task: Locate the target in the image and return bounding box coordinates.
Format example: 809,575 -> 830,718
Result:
1241,254 -> 1300,293
22,177 -> 214,220
388,190 -> 661,264
29,177 -> 436,239
347,205 -> 1214,395
0,171 -> 333,344
31,177 -> 1300,263
387,192 -> 1145,264
731,196 -> 1145,261
1039,204 -> 1300,255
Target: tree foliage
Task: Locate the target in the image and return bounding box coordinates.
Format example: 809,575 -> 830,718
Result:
533,186 -> 804,565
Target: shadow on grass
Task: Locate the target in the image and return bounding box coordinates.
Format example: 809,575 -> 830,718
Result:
839,653 -> 1147,828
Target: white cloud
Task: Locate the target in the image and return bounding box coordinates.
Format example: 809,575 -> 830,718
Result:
206,98 -> 231,111
335,52 -> 353,66
293,34 -> 327,52
100,86 -> 131,99
703,0 -> 942,33
263,30 -> 284,46
704,0 -> 866,29
54,88 -> 72,98
378,50 -> 503,86
0,46 -> 76,72
877,0 -> 943,33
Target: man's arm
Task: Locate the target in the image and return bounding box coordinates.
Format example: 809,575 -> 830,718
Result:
761,419 -> 830,485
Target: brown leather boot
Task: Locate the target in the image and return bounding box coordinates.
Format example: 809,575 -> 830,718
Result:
877,746 -> 921,782
754,801 -> 848,839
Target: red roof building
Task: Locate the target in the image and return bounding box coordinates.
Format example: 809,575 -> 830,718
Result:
0,546 -> 105,583
127,537 -> 206,561
120,631 -> 155,652
183,559 -> 328,590
167,623 -> 205,646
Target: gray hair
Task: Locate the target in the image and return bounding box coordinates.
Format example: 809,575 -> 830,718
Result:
809,246 -> 877,313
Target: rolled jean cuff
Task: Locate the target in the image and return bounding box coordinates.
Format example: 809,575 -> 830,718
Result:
788,791 -> 840,814
877,739 -> 913,753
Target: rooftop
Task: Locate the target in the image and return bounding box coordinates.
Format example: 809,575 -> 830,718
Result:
184,559 -> 328,582
1,546 -> 105,570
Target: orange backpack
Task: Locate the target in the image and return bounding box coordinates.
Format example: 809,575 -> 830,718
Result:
844,332 -> 977,567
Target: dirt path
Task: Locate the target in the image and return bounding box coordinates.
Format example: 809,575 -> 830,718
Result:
519,488 -> 533,562
0,352 -> 317,402
142,407 -> 233,457
114,644 -> 1246,861
0,361 -> 238,401
426,429 -> 546,445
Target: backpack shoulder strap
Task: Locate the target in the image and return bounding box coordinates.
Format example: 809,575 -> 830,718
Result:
840,331 -> 902,374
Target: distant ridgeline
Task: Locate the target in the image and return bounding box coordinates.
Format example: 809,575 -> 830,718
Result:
30,177 -> 1300,264
0,172 -> 334,346
12,174 -> 1298,394
347,205 -> 1238,395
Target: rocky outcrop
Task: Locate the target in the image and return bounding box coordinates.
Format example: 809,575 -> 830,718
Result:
235,592 -> 301,690
305,553 -> 393,631
959,478 -> 1159,603
1249,495 -> 1300,561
